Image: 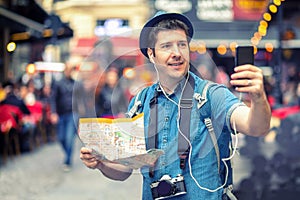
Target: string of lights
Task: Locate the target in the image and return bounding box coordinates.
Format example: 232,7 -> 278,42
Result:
250,0 -> 285,54
189,0 -> 286,56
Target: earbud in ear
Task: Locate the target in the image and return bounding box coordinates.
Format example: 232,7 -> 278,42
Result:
149,55 -> 155,63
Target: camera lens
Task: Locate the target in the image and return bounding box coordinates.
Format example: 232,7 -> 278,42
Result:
157,180 -> 174,196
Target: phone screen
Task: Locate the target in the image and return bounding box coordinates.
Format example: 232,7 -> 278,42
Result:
235,46 -> 254,66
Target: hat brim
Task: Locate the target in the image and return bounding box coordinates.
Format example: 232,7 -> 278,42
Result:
139,13 -> 194,58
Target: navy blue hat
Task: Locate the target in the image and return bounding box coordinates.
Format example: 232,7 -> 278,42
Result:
139,11 -> 194,58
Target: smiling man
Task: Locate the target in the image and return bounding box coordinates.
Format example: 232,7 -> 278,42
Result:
80,12 -> 271,200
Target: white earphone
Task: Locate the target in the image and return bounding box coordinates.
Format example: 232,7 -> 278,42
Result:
149,55 -> 155,64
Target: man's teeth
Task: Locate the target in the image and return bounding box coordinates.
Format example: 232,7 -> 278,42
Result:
169,63 -> 182,66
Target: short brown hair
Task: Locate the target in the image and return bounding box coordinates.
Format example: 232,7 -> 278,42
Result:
148,19 -> 190,49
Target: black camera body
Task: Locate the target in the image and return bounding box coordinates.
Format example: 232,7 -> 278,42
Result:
150,174 -> 187,199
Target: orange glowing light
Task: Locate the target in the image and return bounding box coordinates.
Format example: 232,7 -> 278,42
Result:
123,67 -> 135,79
217,44 -> 227,55
263,13 -> 272,21
230,42 -> 238,52
26,63 -> 36,74
269,4 -> 278,13
265,43 -> 274,52
260,20 -> 268,28
273,0 -> 281,6
197,43 -> 207,54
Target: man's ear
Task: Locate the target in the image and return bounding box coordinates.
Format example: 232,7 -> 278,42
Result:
149,55 -> 155,63
147,48 -> 155,63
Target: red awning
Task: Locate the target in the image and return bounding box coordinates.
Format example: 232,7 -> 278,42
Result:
71,37 -> 98,56
110,37 -> 140,57
71,36 -> 140,57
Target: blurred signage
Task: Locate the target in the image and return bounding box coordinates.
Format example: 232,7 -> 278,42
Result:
233,0 -> 269,20
197,0 -> 233,21
155,0 -> 192,13
94,19 -> 132,37
34,62 -> 66,72
78,62 -> 97,72
153,0 -> 269,22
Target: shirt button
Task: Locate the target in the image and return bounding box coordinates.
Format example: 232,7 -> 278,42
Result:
163,139 -> 167,143
165,117 -> 169,122
161,162 -> 166,166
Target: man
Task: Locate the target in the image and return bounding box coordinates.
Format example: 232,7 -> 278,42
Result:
80,12 -> 271,199
96,67 -> 128,118
51,65 -> 82,171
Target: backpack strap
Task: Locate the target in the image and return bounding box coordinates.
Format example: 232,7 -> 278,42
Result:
204,118 -> 221,173
126,87 -> 149,118
223,185 -> 238,200
178,75 -> 195,169
193,81 -> 210,109
194,81 -> 221,173
195,81 -> 236,195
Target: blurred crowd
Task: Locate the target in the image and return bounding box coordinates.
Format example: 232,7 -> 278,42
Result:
0,62 -> 132,166
0,78 -> 54,163
267,63 -> 300,109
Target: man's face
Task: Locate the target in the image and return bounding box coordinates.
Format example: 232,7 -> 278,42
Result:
148,29 -> 190,84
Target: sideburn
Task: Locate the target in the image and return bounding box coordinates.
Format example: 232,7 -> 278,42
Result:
151,48 -> 156,57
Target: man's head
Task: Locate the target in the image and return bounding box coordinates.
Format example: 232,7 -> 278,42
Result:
64,64 -> 75,79
139,12 -> 194,87
139,12 -> 194,59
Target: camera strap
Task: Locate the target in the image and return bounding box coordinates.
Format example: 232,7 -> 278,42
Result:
147,75 -> 195,177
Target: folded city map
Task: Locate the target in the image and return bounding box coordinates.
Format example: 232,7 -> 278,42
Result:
78,113 -> 164,169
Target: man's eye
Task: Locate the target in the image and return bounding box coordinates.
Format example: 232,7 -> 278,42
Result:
178,42 -> 187,48
161,44 -> 171,49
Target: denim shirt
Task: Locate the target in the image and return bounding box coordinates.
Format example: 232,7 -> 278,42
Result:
128,72 -> 244,200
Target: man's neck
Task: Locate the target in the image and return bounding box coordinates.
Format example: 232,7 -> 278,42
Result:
159,84 -> 175,94
158,79 -> 180,94
158,73 -> 190,94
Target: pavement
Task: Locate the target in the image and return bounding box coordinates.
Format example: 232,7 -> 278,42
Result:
0,138 -> 143,200
0,134 -> 279,200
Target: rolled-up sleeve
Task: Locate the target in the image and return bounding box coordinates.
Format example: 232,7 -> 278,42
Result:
226,102 -> 247,134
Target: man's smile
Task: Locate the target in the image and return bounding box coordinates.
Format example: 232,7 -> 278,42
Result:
168,61 -> 184,67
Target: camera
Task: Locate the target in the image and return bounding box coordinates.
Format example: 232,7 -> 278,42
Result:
150,174 -> 187,200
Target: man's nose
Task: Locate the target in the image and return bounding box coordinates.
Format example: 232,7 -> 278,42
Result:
170,44 -> 181,56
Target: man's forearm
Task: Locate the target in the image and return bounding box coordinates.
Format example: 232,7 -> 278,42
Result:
97,161 -> 133,181
247,96 -> 272,136
232,96 -> 271,137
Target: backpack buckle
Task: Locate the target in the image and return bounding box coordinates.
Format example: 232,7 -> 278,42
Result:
179,154 -> 188,169
180,99 -> 193,109
193,93 -> 207,109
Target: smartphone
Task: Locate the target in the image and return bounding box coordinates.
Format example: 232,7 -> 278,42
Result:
235,45 -> 254,66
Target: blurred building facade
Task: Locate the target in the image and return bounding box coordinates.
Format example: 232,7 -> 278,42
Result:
1,0 -> 300,105
52,0 -> 150,67
0,0 -> 74,85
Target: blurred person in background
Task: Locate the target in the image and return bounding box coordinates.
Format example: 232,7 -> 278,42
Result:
78,61 -> 106,118
0,82 -> 6,102
281,63 -> 299,106
1,82 -> 32,152
19,83 -> 38,151
1,82 -> 29,113
39,84 -> 55,142
96,67 -> 128,118
297,82 -> 300,106
50,64 -> 82,171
